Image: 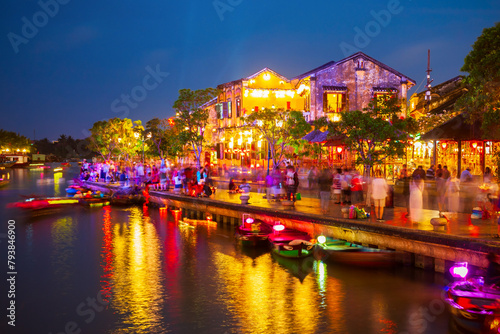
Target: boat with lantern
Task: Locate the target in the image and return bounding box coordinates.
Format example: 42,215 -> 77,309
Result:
235,216 -> 273,247
267,223 -> 315,258
444,262 -> 500,334
314,236 -> 397,268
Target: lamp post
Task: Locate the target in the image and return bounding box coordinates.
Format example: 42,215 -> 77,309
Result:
134,132 -> 151,163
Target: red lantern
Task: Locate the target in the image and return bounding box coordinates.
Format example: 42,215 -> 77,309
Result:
441,142 -> 447,149
336,146 -> 343,154
471,142 -> 478,149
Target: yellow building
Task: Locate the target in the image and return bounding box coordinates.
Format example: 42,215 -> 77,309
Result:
214,68 -> 308,169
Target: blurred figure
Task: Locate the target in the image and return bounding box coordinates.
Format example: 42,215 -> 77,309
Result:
460,167 -> 474,213
485,252 -> 500,286
285,165 -> 299,202
350,170 -> 364,206
399,164 -> 410,217
426,165 -> 435,180
318,168 -> 333,214
265,173 -> 273,202
436,164 -> 446,213
409,171 -> 424,223
229,178 -> 238,193
239,178 -> 251,193
445,168 -> 460,215
371,170 -> 388,221
484,167 -> 493,183
332,169 -> 342,204
308,166 -> 318,190
460,166 -> 473,183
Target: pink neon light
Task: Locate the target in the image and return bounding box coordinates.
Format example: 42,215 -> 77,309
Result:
273,224 -> 285,232
450,265 -> 468,279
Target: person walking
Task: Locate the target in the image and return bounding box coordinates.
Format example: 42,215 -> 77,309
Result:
400,164 -> 410,217
371,170 -> 389,222
445,168 -> 460,215
318,168 -> 333,214
332,169 -> 342,204
285,165 -> 299,202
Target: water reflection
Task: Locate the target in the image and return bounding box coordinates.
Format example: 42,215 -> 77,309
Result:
111,207 -> 166,333
51,216 -> 77,296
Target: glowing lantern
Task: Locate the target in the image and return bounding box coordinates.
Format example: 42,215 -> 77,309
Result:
336,147 -> 343,154
317,235 -> 326,244
273,224 -> 285,232
441,142 -> 447,149
471,142 -> 478,149
450,262 -> 468,279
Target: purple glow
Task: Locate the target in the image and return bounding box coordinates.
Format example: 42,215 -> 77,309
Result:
450,263 -> 469,279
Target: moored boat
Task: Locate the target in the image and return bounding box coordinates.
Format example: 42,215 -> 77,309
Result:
314,236 -> 397,268
0,161 -> 16,168
0,178 -> 9,188
235,216 -> 273,247
268,223 -> 315,258
7,197 -> 80,210
445,263 -> 500,334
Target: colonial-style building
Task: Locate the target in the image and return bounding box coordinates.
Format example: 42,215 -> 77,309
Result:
208,52 -> 416,169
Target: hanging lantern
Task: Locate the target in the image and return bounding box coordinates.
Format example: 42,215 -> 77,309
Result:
336,146 -> 343,154
471,142 -> 478,149
441,142 -> 447,149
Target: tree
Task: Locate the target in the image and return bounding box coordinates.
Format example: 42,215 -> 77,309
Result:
327,96 -> 417,175
88,118 -> 143,161
241,108 -> 312,171
145,117 -> 183,160
173,88 -> 218,167
0,129 -> 31,153
456,22 -> 500,137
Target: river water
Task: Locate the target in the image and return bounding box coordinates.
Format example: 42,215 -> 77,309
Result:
0,165 -> 455,334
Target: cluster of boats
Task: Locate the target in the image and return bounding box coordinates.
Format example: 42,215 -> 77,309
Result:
234,214 -> 397,267
7,183 -> 145,212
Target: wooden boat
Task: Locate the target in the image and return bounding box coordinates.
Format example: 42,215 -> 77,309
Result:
79,196 -> 111,207
0,178 -> 9,188
314,237 -> 396,268
271,252 -> 314,282
445,277 -> 500,334
268,224 -> 315,258
110,194 -> 145,206
7,197 -> 80,210
235,217 -> 273,247
0,161 -> 16,168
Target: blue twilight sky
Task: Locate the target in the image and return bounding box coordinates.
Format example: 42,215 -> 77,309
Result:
1,0 -> 499,141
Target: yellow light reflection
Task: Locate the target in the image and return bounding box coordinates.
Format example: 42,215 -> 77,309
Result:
51,217 -> 77,294
53,172 -> 62,194
111,208 -> 165,332
212,252 -> 330,334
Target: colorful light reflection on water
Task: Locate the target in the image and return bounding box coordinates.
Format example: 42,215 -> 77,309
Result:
2,165 -> 453,334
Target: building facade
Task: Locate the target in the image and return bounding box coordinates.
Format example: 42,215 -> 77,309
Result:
211,52 -> 416,169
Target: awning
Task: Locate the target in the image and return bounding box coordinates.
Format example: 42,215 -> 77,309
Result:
420,113 -> 484,141
302,130 -> 329,143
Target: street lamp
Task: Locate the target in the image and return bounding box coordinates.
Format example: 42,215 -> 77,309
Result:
134,132 -> 151,163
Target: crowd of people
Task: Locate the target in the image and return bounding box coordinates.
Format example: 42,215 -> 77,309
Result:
79,159 -> 216,197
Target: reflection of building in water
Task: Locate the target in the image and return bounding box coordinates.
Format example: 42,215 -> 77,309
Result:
111,207 -> 165,332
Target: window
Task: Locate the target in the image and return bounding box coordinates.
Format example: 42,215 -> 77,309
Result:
236,99 -> 241,117
323,92 -> 346,113
227,99 -> 232,118
373,89 -> 397,107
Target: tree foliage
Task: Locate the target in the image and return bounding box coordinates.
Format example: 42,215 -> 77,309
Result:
173,88 -> 218,167
456,22 -> 500,138
145,118 -> 183,160
0,129 -> 31,153
327,96 -> 417,175
241,108 -> 311,170
87,118 -> 143,161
